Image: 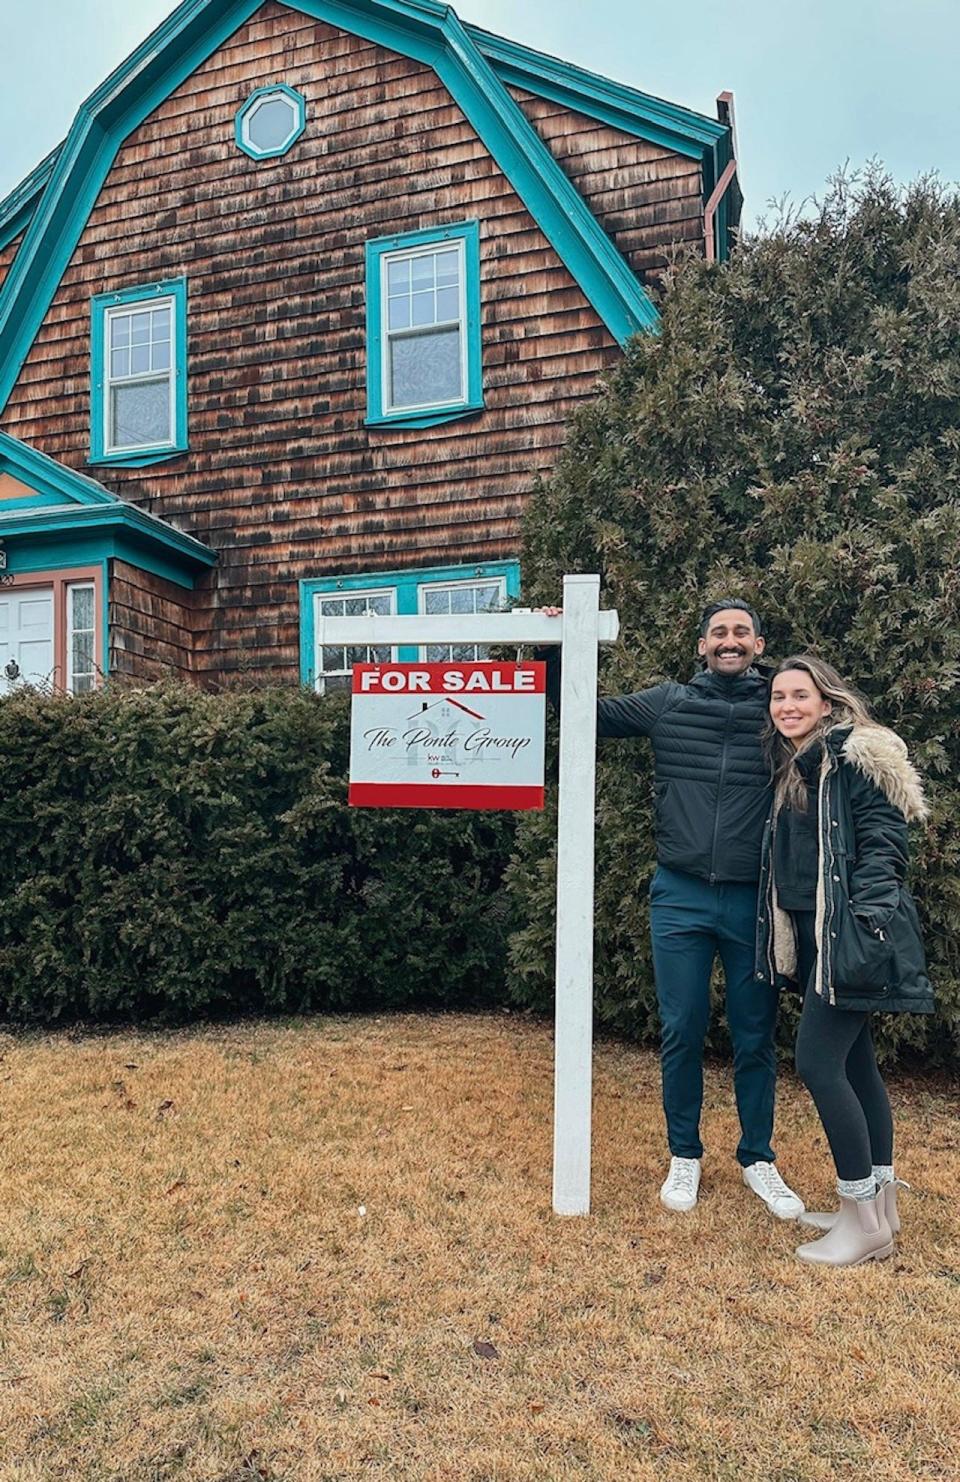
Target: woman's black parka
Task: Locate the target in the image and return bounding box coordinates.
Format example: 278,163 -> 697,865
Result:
755,724 -> 933,1014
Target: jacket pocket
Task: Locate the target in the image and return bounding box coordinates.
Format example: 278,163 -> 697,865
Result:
832,899 -> 895,997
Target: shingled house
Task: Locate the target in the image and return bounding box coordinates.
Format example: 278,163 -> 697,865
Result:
0,0 -> 740,695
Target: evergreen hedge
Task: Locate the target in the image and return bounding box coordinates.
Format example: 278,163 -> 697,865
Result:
509,171 -> 960,1066
0,683 -> 514,1022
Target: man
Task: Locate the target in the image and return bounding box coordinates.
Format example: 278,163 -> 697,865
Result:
542,600 -> 803,1217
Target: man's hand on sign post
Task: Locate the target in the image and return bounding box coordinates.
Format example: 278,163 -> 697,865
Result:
537,606 -> 563,617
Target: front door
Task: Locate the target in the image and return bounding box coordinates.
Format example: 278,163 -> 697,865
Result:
0,587 -> 55,694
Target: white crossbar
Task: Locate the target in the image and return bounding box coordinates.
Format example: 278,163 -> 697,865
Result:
315,611 -> 619,647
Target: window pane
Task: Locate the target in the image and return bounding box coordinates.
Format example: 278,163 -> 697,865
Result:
73,673 -> 95,694
111,380 -> 171,448
475,582 -> 501,610
390,328 -> 462,409
130,343 -> 151,376
248,97 -> 296,151
71,587 -> 95,630
152,307 -> 170,338
450,585 -> 477,614
319,596 -> 345,618
321,645 -> 347,673
424,588 -> 449,615
369,594 -> 392,616
152,340 -> 171,372
73,630 -> 95,672
130,312 -> 151,345
344,595 -> 371,616
388,296 -> 410,332
110,316 -> 130,349
110,348 -> 130,379
436,286 -> 459,323
387,259 -> 410,293
411,290 -> 435,328
411,254 -> 435,288
435,250 -> 459,286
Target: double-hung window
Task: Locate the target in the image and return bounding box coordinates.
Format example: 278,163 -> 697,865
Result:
90,278 -> 188,464
365,222 -> 483,428
301,561 -> 519,690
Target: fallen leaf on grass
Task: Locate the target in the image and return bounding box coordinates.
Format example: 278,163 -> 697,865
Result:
65,1263 -> 88,1281
164,1179 -> 187,1196
369,1372 -> 391,1381
529,1401 -> 545,1414
156,1099 -> 175,1117
643,1268 -> 666,1287
472,1339 -> 499,1360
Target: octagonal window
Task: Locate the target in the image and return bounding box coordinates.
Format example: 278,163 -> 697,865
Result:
235,84 -> 306,160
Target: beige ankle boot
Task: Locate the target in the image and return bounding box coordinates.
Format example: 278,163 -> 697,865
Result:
795,1189 -> 894,1267
798,1179 -> 905,1236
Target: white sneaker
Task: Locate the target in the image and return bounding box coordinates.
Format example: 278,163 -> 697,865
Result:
742,1161 -> 805,1219
660,1156 -> 701,1212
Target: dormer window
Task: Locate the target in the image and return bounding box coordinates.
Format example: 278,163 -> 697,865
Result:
235,85 -> 306,160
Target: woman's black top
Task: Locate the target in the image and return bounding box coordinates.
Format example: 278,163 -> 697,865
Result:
773,743 -> 821,911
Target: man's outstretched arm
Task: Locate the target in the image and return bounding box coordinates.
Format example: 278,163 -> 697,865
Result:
537,615 -> 673,738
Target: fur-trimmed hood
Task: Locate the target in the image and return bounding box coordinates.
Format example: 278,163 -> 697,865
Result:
835,724 -> 928,824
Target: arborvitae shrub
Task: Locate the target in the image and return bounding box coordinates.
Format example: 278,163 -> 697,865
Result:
0,683 -> 514,1022
510,171 -> 960,1066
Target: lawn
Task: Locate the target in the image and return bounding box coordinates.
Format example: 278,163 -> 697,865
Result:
0,1013 -> 957,1481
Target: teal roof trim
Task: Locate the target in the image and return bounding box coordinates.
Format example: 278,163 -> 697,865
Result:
0,503 -> 217,573
0,148 -> 62,253
469,27 -> 726,161
0,431 -> 216,580
0,429 -> 116,506
0,0 -> 659,417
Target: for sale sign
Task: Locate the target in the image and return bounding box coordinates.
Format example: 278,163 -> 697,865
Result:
348,662 -> 546,810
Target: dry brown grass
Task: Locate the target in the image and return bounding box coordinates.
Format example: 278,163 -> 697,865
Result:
0,1012 -> 957,1482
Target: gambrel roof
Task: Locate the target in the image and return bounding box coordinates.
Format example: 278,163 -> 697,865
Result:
0,0 -> 738,414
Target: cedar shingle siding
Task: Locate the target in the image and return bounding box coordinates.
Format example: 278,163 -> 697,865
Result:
0,1 -> 718,685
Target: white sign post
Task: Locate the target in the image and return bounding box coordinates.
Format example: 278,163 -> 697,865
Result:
315,573 -> 619,1216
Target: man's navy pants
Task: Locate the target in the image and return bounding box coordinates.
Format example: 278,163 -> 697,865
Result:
649,865 -> 778,1167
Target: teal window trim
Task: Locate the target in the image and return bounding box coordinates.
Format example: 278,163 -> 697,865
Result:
89,277 -> 188,466
235,83 -> 307,161
299,559 -> 520,685
365,221 -> 483,429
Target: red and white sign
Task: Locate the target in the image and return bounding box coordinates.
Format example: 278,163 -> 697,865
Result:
348,662 -> 546,810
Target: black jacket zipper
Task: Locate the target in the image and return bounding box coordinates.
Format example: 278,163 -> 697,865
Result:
708,702 -> 734,883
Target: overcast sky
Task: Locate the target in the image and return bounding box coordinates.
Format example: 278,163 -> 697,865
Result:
2,0 -> 958,231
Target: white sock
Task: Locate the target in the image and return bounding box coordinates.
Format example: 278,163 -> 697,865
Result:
837,1174 -> 877,1202
873,1164 -> 895,1186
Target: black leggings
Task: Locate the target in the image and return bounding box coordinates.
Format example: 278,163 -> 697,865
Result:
791,911 -> 893,1181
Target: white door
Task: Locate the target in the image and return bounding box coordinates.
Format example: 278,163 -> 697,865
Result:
0,588 -> 55,694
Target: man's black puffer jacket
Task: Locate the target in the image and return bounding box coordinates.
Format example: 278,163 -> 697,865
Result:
545,656 -> 771,883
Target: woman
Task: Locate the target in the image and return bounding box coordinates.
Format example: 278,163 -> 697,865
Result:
755,655 -> 933,1267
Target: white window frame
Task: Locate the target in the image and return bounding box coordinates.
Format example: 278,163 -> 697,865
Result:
313,587 -> 398,694
66,582 -> 97,695
103,294 -> 177,456
380,239 -> 468,416
416,574 -> 508,662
